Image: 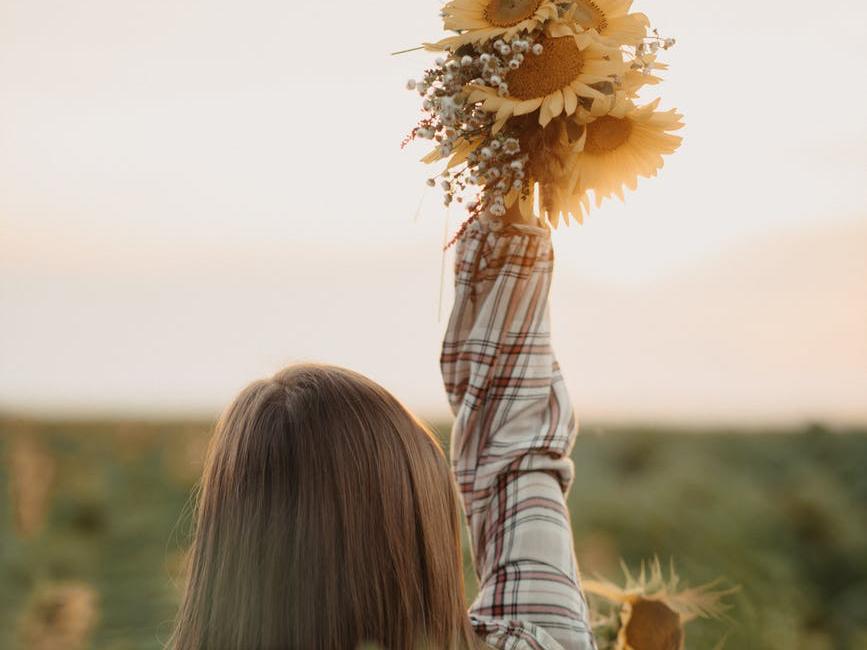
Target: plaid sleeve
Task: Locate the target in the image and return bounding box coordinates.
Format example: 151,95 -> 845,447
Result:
441,219 -> 595,650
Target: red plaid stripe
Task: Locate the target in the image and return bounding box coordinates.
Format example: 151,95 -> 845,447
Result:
442,220 -> 596,650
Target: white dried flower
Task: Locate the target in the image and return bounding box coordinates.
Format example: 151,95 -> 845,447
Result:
461,55 -> 473,66
406,79 -> 416,90
532,43 -> 543,55
426,178 -> 436,187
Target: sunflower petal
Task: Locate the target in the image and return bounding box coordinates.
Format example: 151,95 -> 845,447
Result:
513,97 -> 543,116
548,90 -> 564,118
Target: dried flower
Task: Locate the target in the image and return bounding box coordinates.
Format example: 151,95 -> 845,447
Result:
583,558 -> 737,650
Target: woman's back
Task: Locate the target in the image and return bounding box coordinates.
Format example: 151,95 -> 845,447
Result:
171,218 -> 595,649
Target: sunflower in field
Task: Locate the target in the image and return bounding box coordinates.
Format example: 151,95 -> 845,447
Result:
467,33 -> 625,127
570,0 -> 650,48
570,97 -> 684,207
584,559 -> 736,650
430,0 -> 561,50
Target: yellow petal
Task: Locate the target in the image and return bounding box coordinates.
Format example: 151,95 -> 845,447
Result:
563,86 -> 578,115
539,99 -> 553,126
420,148 -> 442,164
467,87 -> 489,104
513,97 -> 543,116
548,23 -> 574,38
548,90 -> 564,118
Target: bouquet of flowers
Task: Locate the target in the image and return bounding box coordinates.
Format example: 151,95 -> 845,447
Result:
403,0 -> 684,235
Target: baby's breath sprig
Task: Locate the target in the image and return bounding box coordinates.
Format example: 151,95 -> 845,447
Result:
628,26 -> 677,76
406,32 -> 542,231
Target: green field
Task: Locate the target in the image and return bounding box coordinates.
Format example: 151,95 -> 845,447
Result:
1,418 -> 866,649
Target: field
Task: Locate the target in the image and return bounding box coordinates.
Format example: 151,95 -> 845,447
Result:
1,418 -> 866,650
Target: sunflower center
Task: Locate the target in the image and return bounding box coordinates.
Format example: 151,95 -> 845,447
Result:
506,35 -> 585,100
584,116 -> 633,154
623,598 -> 683,650
572,0 -> 608,33
484,0 -> 542,27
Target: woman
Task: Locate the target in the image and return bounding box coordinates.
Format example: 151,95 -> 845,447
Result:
170,211 -> 595,649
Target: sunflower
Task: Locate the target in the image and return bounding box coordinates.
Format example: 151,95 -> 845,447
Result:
467,33 -> 625,127
569,0 -> 650,48
616,597 -> 684,650
536,180 -> 591,227
515,115 -> 589,226
429,0 -> 561,50
583,559 -> 735,650
570,97 -> 684,207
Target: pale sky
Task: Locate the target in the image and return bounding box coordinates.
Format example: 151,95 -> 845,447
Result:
1,1 -> 866,424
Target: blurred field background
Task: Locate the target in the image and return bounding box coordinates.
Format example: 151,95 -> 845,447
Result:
2,417 -> 866,650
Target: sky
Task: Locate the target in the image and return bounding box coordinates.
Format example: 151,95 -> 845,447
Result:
1,1 -> 866,424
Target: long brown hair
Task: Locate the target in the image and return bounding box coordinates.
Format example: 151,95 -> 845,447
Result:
170,363 -> 479,650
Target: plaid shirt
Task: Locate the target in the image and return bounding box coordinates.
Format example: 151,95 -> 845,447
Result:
441,219 -> 596,650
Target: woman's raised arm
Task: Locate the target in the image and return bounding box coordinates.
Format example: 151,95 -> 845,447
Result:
441,216 -> 595,650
